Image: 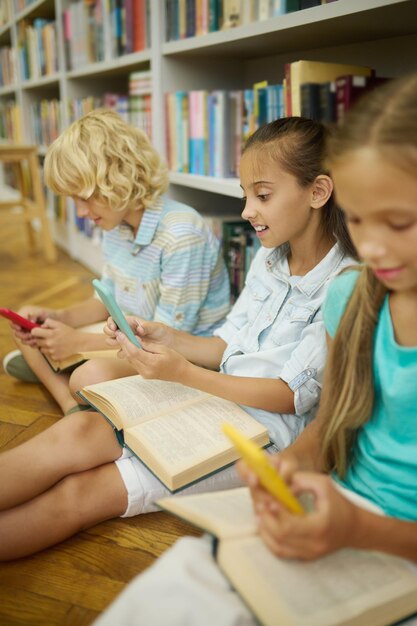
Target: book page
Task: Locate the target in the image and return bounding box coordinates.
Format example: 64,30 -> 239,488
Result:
220,538 -> 417,626
127,395 -> 267,472
159,487 -> 257,540
82,375 -> 212,428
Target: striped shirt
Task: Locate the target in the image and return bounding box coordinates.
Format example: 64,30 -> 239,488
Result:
99,196 -> 230,335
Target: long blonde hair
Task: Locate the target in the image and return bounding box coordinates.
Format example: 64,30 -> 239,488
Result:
320,74 -> 417,476
44,109 -> 169,211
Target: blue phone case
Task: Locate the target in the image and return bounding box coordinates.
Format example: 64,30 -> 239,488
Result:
92,279 -> 141,349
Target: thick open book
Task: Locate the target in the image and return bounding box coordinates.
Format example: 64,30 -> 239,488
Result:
159,488 -> 417,626
78,375 -> 269,491
44,322 -> 117,372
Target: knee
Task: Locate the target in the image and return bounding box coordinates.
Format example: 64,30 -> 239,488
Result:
51,411 -> 102,449
69,360 -> 99,398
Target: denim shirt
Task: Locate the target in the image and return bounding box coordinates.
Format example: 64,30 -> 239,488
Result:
214,242 -> 355,449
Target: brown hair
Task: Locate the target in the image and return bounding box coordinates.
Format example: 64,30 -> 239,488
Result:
319,74 -> 417,476
243,117 -> 357,259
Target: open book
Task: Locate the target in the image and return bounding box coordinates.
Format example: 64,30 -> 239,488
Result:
78,375 -> 269,491
44,322 -> 118,372
159,488 -> 417,626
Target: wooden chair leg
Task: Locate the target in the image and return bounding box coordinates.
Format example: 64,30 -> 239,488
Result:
28,152 -> 57,263
14,162 -> 36,251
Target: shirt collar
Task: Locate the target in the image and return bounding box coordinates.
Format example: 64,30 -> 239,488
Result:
265,242 -> 348,296
115,197 -> 164,249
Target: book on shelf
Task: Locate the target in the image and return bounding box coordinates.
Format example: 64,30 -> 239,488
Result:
43,322 -> 116,373
285,60 -> 373,116
222,221 -> 261,302
159,487 -> 417,626
335,75 -> 390,123
78,374 -> 269,491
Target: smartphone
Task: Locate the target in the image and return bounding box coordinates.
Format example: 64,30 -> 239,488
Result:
0,308 -> 41,331
92,279 -> 142,349
222,423 -> 305,515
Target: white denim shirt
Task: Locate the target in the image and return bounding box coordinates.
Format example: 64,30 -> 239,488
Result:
214,242 -> 355,449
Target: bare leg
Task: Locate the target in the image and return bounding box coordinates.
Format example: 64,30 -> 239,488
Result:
69,357 -> 137,403
14,336 -> 77,414
0,462 -> 127,560
0,411 -> 121,510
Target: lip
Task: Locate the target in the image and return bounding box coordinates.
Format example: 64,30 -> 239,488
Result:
373,266 -> 405,281
252,224 -> 269,237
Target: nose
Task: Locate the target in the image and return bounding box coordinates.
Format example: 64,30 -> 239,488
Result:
355,233 -> 387,264
75,199 -> 89,218
241,199 -> 257,221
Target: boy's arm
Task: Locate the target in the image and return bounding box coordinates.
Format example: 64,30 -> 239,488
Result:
57,297 -> 108,328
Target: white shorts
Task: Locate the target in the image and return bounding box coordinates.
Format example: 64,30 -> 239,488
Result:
115,448 -> 244,517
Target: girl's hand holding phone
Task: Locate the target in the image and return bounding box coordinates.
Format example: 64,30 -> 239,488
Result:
31,320 -> 82,361
256,471 -> 360,561
115,328 -> 191,384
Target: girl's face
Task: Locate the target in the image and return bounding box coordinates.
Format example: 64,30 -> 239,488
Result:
332,147 -> 417,293
239,150 -> 315,249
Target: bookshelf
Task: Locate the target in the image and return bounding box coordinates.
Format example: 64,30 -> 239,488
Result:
1,0 -> 417,275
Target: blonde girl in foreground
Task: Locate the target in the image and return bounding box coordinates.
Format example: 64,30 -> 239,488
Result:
92,74 -> 417,626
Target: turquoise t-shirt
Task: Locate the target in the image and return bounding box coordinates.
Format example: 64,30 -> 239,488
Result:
323,271 -> 417,520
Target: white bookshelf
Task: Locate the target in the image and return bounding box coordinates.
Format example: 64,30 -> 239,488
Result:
1,0 -> 417,274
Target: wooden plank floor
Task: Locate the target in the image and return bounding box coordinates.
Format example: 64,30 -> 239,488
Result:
0,212 -> 200,625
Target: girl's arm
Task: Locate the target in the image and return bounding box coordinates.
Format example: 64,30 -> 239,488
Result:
106,317 -> 227,371
115,331 -> 295,414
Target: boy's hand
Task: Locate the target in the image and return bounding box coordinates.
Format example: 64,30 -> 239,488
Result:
114,329 -> 190,383
11,305 -> 59,346
31,319 -> 82,361
257,473 -> 359,561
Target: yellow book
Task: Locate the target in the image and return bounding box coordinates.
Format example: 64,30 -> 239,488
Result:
159,487 -> 417,626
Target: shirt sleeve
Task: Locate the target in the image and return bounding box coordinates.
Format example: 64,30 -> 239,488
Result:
322,270 -> 360,338
279,317 -> 327,416
152,230 -> 223,332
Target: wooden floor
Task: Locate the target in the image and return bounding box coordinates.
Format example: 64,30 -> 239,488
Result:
0,212 -> 200,625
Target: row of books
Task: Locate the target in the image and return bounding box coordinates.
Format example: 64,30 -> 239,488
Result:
165,60 -> 388,177
67,92 -> 152,138
166,84 -> 284,177
165,0 -> 338,41
63,0 -> 151,71
204,216 -> 261,301
17,18 -> 58,81
30,99 -> 61,147
0,100 -> 22,141
0,46 -> 16,87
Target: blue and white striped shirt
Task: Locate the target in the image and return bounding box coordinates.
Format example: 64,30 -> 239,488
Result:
100,196 -> 230,335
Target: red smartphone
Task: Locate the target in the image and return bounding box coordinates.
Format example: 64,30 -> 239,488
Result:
0,308 -> 41,331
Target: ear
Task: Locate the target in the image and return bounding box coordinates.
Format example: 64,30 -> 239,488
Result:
311,175 -> 333,209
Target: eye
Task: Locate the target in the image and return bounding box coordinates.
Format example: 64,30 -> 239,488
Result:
389,222 -> 414,231
257,194 -> 270,201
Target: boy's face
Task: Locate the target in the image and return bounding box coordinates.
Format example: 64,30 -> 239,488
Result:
332,147 -> 417,294
74,197 -> 127,231
239,150 -> 315,249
